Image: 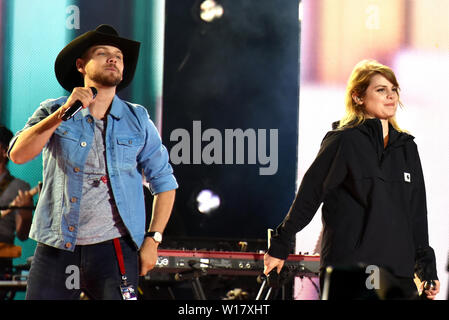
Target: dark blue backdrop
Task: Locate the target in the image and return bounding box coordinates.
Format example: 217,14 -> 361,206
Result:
162,0 -> 300,247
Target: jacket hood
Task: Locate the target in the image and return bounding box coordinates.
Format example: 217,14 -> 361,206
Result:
331,118 -> 414,161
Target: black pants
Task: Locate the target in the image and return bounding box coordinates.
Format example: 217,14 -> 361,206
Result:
25,236 -> 138,300
319,266 -> 419,300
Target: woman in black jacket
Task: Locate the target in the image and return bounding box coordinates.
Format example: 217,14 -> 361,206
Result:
264,60 -> 439,299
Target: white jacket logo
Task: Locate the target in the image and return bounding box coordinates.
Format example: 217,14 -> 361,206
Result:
404,172 -> 411,183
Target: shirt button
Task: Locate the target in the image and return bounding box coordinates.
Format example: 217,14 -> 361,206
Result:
63,131 -> 68,135
80,141 -> 87,147
74,167 -> 80,173
70,197 -> 77,203
128,140 -> 133,144
65,242 -> 72,249
68,226 -> 75,232
87,118 -> 93,123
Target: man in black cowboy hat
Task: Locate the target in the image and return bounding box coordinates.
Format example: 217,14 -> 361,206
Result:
8,25 -> 178,300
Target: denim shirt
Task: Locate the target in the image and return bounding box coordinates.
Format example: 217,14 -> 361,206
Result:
9,95 -> 178,251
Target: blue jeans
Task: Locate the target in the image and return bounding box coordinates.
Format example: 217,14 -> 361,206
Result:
25,236 -> 138,300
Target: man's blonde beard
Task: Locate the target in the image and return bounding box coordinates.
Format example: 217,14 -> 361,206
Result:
88,69 -> 123,88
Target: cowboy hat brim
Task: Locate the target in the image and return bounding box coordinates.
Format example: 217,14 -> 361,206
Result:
54,24 -> 140,92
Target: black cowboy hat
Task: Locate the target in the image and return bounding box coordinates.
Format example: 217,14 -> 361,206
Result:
54,24 -> 140,92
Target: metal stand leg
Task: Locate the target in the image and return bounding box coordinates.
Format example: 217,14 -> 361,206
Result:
264,287 -> 273,300
191,274 -> 207,300
256,277 -> 274,300
175,269 -> 207,300
255,278 -> 267,300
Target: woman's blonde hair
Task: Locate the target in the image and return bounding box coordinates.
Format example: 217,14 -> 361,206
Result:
338,59 -> 405,132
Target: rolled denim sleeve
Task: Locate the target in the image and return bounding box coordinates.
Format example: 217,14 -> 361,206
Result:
137,108 -> 178,195
8,97 -> 67,158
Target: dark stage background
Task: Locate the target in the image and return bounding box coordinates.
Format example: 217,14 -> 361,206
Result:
161,0 -> 300,248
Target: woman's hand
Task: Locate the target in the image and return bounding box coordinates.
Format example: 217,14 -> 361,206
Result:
420,280 -> 440,300
263,253 -> 285,275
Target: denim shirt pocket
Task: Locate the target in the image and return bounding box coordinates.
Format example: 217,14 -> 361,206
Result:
53,125 -> 84,161
116,134 -> 145,168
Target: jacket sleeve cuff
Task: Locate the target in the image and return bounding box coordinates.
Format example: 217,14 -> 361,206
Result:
267,237 -> 293,260
414,246 -> 439,281
148,174 -> 178,195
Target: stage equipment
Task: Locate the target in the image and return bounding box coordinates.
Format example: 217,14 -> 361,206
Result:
141,248 -> 319,300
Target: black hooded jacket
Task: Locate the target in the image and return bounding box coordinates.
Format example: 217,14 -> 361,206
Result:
268,118 -> 438,280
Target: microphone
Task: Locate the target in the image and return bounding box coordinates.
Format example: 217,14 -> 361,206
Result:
61,87 -> 97,121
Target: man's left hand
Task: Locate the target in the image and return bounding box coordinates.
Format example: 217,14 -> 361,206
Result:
139,237 -> 159,276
